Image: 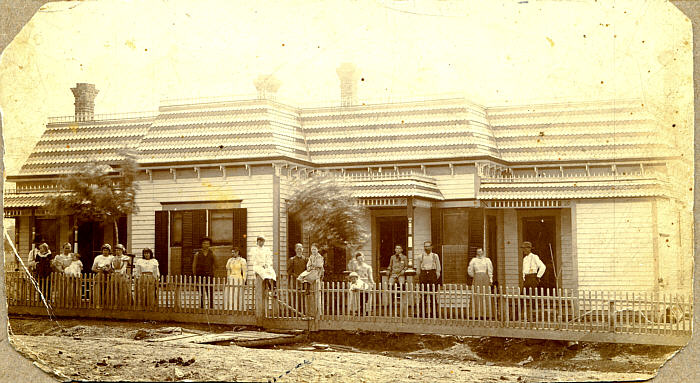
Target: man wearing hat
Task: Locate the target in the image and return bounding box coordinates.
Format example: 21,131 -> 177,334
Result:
521,241 -> 546,290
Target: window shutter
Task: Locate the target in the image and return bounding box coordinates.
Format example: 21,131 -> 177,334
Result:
154,211 -> 169,276
233,208 -> 247,258
467,208 -> 484,284
430,207 -> 442,282
181,211 -> 194,275
193,210 -> 207,248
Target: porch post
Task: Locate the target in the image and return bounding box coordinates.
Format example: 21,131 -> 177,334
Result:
406,197 -> 416,283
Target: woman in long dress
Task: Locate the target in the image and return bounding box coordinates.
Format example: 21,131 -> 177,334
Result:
91,244 -> 114,308
467,248 -> 493,319
33,243 -> 54,302
297,244 -> 324,286
224,247 -> 247,311
134,248 -> 160,309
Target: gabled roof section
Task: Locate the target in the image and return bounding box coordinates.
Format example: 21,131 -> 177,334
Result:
16,116 -> 155,177
137,99 -> 308,165
300,98 -> 499,164
487,99 -> 675,162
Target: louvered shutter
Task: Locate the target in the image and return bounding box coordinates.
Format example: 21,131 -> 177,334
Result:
181,211 -> 194,275
154,211 -> 169,276
232,208 -> 247,258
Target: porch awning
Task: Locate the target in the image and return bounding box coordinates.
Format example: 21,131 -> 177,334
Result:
3,193 -> 47,208
348,176 -> 444,200
478,179 -> 669,200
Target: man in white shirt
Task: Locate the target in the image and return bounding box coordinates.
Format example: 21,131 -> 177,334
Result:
521,241 -> 546,291
416,241 -> 441,317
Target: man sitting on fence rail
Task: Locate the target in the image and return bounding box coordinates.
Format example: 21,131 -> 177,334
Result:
388,245 -> 408,287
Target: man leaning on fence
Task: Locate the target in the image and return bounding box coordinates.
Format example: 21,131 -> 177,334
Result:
193,237 -> 215,309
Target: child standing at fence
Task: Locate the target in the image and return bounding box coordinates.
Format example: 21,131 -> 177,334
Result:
135,248 -> 160,309
112,244 -> 133,308
347,272 -> 368,315
64,253 -> 83,305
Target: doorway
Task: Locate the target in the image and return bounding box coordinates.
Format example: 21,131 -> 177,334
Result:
77,222 -> 100,272
376,216 -> 407,272
521,217 -> 558,289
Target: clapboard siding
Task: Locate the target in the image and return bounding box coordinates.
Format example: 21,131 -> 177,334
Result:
132,175 -> 274,268
18,217 -> 31,260
356,214 -> 372,269
503,209 -> 519,287
656,198 -> 682,292
433,173 -> 477,200
575,198 -> 655,291
496,211 -> 505,287
559,208 -> 575,290
278,176 -> 293,283
414,207 -> 431,252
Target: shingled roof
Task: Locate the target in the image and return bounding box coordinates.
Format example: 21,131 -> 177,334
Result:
10,96 -> 673,180
17,116 -> 155,176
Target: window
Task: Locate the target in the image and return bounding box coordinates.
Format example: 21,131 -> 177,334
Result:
170,211 -> 183,246
209,209 -> 233,245
442,211 -> 469,245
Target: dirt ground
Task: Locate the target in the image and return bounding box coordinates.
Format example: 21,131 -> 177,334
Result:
7,316 -> 677,382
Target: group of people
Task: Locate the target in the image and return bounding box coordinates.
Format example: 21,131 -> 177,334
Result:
25,236 -> 161,306
23,232 -> 548,318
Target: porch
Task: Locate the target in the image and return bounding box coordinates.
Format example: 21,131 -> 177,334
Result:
5,272 -> 691,346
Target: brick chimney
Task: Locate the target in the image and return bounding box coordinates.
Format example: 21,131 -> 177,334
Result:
70,83 -> 98,122
336,63 -> 359,107
253,74 -> 281,101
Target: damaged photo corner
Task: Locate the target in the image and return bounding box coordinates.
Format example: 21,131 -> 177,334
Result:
0,0 -> 698,382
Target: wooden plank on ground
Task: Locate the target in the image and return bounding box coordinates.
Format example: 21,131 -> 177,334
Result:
147,333 -> 201,343
185,331 -> 297,344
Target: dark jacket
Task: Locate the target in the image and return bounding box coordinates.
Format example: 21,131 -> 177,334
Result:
193,249 -> 215,277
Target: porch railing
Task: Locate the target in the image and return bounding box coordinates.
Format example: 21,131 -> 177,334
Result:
5,272 -> 692,346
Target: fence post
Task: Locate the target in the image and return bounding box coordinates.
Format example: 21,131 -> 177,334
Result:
307,281 -> 320,331
609,299 -> 616,332
255,277 -> 265,326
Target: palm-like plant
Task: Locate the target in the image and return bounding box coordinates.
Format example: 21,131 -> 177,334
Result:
45,150 -> 139,246
287,175 -> 368,251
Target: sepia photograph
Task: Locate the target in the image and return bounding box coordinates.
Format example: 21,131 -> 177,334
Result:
0,0 -> 695,382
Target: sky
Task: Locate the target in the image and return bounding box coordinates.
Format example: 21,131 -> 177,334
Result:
0,0 -> 693,176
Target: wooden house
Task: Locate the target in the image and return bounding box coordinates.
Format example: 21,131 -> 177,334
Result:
5,65 -> 692,294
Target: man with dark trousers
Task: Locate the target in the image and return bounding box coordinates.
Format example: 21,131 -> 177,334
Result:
193,237 -> 215,309
521,241 -> 546,323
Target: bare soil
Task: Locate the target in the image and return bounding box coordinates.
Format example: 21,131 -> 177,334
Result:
8,316 -> 676,382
